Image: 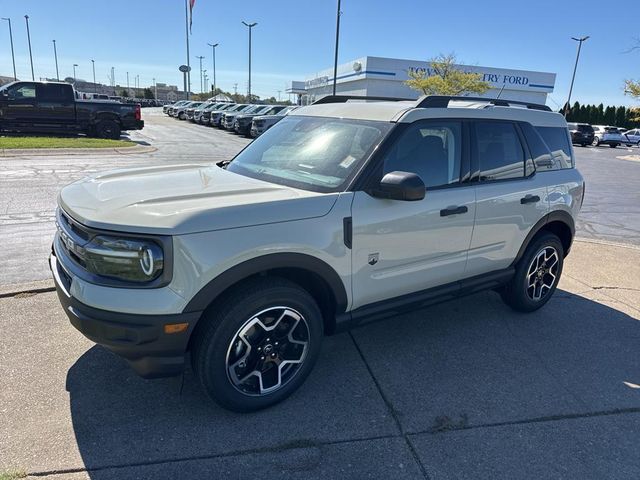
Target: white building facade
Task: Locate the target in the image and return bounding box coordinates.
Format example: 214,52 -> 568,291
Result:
293,56 -> 556,105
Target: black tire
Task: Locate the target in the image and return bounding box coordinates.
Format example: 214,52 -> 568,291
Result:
191,277 -> 323,412
500,233 -> 564,312
593,136 -> 600,146
94,119 -> 121,139
581,143 -> 587,147
610,143 -> 618,148
178,112 -> 186,120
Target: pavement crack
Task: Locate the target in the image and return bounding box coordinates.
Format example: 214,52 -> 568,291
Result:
0,286 -> 55,299
349,332 -> 432,480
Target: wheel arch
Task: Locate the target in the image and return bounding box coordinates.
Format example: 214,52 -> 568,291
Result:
512,210 -> 575,266
183,253 -> 349,338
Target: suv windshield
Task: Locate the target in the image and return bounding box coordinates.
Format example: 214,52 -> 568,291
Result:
226,116 -> 392,192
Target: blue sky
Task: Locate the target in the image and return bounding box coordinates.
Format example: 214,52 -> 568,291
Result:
0,0 -> 636,106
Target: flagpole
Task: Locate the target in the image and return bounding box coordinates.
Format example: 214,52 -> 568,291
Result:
184,0 -> 191,100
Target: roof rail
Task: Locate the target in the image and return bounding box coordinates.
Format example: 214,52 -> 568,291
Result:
416,95 -> 552,112
313,95 -> 414,105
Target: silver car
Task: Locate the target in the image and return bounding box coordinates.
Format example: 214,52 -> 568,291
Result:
51,94 -> 583,412
250,106 -> 298,137
592,125 -> 625,147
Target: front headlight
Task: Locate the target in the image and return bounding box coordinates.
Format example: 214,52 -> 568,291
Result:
83,235 -> 164,282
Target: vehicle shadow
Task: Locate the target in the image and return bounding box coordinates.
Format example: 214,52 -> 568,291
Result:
65,288 -> 640,477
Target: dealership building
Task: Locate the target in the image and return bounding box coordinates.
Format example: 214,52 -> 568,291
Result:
288,56 -> 556,105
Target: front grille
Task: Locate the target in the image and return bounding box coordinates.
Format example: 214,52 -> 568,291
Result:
56,209 -> 90,270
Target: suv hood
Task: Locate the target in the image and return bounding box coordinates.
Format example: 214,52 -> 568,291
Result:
59,164 -> 338,235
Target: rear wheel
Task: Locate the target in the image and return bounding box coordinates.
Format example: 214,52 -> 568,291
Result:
593,136 -> 601,146
610,143 -> 618,148
191,277 -> 323,412
500,233 -> 564,312
94,119 -> 121,139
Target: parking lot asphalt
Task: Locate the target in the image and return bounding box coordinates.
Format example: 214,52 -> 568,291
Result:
1,110 -> 640,478
1,108 -> 639,287
1,240 -> 639,479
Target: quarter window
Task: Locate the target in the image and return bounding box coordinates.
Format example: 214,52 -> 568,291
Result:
474,122 -> 525,181
382,121 -> 461,189
535,126 -> 573,169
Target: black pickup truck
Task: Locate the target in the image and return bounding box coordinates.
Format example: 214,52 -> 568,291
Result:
0,81 -> 144,139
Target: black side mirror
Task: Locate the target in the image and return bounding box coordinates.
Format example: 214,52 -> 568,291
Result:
370,171 -> 426,201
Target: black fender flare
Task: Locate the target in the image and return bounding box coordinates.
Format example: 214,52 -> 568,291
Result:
512,210 -> 575,266
182,253 -> 349,314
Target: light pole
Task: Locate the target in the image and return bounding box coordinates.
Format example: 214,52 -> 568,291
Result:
195,55 -> 204,93
184,0 -> 191,99
207,42 -> 218,95
1,18 -> 17,80
242,21 -> 257,102
204,72 -> 208,94
52,40 -> 59,80
564,36 -> 589,117
24,15 -> 34,80
126,71 -> 129,95
72,63 -> 78,82
91,59 -> 96,92
153,77 -> 157,100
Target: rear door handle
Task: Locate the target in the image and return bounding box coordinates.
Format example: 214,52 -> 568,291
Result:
440,205 -> 468,217
520,194 -> 540,205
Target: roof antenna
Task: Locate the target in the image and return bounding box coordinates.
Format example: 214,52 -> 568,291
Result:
495,84 -> 506,100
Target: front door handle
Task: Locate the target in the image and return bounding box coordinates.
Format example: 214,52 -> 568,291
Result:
520,194 -> 540,205
440,205 -> 468,217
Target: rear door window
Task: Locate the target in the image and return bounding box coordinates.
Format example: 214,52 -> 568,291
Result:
473,121 -> 525,181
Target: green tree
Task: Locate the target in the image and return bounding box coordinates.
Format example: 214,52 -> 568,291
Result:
143,88 -> 155,99
119,89 -> 129,97
596,103 -> 605,124
405,53 -> 490,96
603,106 -> 616,125
579,104 -> 588,123
615,106 -> 627,128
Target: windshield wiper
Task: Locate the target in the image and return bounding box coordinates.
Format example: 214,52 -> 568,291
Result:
216,159 -> 232,169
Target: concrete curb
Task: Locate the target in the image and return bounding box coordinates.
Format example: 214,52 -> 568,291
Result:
0,279 -> 54,298
0,144 -> 156,157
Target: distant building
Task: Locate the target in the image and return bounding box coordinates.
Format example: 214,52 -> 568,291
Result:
290,56 -> 556,106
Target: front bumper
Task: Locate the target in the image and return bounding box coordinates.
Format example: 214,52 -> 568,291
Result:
50,249 -> 201,378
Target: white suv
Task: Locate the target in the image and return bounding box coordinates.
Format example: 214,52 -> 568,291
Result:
50,95 -> 584,412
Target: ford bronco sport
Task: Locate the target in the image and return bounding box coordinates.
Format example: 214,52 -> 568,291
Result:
51,95 -> 584,412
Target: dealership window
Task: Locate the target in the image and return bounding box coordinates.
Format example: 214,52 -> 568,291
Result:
473,122 -> 525,181
382,121 -> 461,189
536,127 -> 573,169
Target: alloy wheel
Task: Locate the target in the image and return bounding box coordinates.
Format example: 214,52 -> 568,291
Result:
225,306 -> 309,396
526,246 -> 559,301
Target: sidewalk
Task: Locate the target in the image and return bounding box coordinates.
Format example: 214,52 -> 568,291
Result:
1,240 -> 639,479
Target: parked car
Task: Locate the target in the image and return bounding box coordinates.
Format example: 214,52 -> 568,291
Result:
166,100 -> 189,116
210,104 -> 250,127
199,103 -> 236,125
51,94 -> 583,412
566,122 -> 594,147
175,101 -> 203,120
220,104 -> 258,130
193,102 -> 225,123
250,106 -> 298,137
233,105 -> 287,136
592,125 -> 625,147
0,81 -> 143,139
621,128 -> 640,146
185,102 -> 211,121
164,101 -> 187,115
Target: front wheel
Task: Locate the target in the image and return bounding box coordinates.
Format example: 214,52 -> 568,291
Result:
593,136 -> 600,146
610,143 -> 618,148
500,233 -> 564,312
191,277 -> 323,412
